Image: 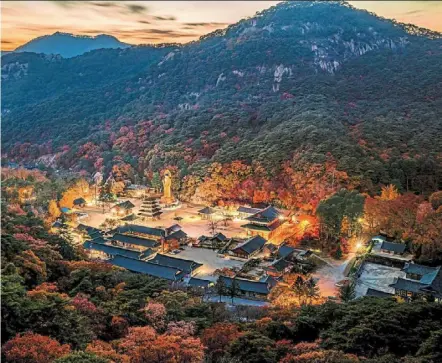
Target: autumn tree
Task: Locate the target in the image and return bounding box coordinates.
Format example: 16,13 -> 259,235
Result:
143,302 -> 167,331
48,199 -> 61,221
14,250 -> 47,287
379,184 -> 400,201
429,191 -> 442,212
2,332 -> 71,363
54,352 -> 109,363
202,323 -> 242,362
229,331 -> 277,363
86,340 -> 130,363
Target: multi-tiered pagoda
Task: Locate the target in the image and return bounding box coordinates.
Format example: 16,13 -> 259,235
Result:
138,196 -> 162,220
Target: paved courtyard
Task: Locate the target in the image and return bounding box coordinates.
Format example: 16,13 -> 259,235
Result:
79,198 -> 248,239
355,261 -> 405,297
171,246 -> 245,281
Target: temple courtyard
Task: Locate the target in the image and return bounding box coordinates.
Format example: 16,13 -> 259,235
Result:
79,197 -> 248,239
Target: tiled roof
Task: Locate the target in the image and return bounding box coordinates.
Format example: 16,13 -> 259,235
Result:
270,258 -> 292,272
390,278 -> 426,293
112,224 -> 165,237
403,263 -> 439,277
112,233 -> 159,248
213,232 -> 227,241
240,223 -> 273,232
112,200 -> 135,210
198,206 -> 216,215
111,256 -> 184,281
423,269 -> 442,296
188,278 -> 212,288
149,254 -> 202,274
380,241 -> 406,254
219,276 -> 271,295
73,197 -> 86,205
246,206 -> 280,223
420,267 -> 441,285
83,241 -> 145,260
277,244 -> 296,259
366,288 -> 394,298
232,235 -> 267,255
77,224 -> 102,237
165,224 -> 182,234
120,214 -> 139,221
89,236 -> 108,244
165,229 -> 188,241
237,206 -> 262,215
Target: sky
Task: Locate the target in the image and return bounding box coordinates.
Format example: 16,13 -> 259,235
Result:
1,1 -> 442,51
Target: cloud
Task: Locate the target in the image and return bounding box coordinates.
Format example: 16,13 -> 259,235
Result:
184,22 -> 229,27
126,4 -> 147,14
1,40 -> 14,44
153,16 -> 177,21
405,10 -> 422,15
90,2 -> 118,8
138,20 -> 151,24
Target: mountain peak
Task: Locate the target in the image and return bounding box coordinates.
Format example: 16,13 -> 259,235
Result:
15,32 -> 130,58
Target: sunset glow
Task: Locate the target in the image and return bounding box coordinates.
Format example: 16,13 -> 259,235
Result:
2,1 -> 441,51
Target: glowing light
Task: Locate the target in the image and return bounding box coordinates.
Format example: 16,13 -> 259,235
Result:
358,218 -> 364,223
278,215 -> 285,220
356,242 -> 362,249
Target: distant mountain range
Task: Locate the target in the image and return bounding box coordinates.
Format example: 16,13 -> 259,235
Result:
14,32 -> 130,58
2,1 -> 442,194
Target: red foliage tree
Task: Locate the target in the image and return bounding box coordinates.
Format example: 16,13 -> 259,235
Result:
201,323 -> 242,361
2,332 -> 71,363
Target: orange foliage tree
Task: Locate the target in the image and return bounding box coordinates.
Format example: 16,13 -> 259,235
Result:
47,199 -> 61,221
379,184 -> 400,201
114,326 -> 205,363
86,340 -> 130,363
201,323 -> 242,361
59,178 -> 92,209
2,332 -> 71,363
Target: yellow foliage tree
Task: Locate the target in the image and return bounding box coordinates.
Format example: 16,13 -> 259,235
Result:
48,200 -> 61,221
59,189 -> 77,209
379,184 -> 400,201
110,181 -> 125,195
59,178 -> 92,208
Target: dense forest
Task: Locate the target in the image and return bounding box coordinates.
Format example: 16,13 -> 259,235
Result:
2,201 -> 442,363
2,1 -> 442,198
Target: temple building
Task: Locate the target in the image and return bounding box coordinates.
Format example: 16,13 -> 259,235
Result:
218,276 -> 273,300
390,263 -> 442,302
111,200 -> 135,217
110,224 -> 187,253
241,206 -> 285,239
138,196 -> 162,220
148,254 -> 203,277
83,240 -> 154,260
231,235 -> 267,259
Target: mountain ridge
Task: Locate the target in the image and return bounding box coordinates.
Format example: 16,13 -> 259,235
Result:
14,31 -> 131,58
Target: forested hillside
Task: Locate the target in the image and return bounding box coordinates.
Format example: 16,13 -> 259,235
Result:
2,1 -> 442,197
2,204 -> 442,363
